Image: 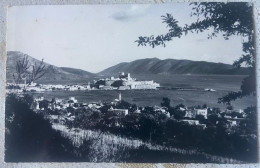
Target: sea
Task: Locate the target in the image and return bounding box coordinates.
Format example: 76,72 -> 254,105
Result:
31,74 -> 256,110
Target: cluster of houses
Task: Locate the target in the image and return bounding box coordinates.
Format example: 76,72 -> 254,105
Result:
31,93 -> 246,129
7,72 -> 160,93
33,96 -> 79,111
178,106 -> 246,127
32,93 -> 130,115
7,82 -> 91,93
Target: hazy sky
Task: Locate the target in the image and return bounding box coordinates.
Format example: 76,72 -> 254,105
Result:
7,4 -> 244,73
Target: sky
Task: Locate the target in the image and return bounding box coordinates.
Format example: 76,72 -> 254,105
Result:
7,4 -> 244,73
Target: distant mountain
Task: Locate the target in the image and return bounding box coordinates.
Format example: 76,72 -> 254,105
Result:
99,57 -> 249,75
7,51 -> 249,84
7,51 -> 95,84
59,67 -> 94,77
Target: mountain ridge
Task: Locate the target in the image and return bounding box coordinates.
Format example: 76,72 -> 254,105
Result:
7,51 -> 249,84
7,51 -> 95,84
99,57 -> 249,75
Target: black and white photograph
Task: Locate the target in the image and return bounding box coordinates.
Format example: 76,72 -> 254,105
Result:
5,2 -> 258,163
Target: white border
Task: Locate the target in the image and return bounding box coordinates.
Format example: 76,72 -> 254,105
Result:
0,0 -> 259,167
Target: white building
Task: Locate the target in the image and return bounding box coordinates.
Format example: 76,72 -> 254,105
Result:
123,80 -> 160,90
69,97 -> 78,103
181,119 -> 200,125
184,109 -> 196,118
195,108 -> 208,119
35,96 -> 44,102
108,108 -> 128,116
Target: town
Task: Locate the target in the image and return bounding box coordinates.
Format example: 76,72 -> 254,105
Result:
31,93 -> 247,130
6,72 -> 160,93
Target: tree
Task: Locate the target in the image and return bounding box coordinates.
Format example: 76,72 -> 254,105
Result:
99,105 -> 110,113
202,104 -> 207,108
161,97 -> 171,108
239,106 -> 257,135
13,55 -> 30,84
5,94 -> 76,161
39,100 -> 49,109
207,113 -> 219,126
139,114 -> 157,142
13,54 -> 48,85
142,106 -> 156,115
172,109 -> 185,120
211,107 -> 221,115
27,59 -> 47,85
115,100 -> 132,109
227,105 -> 234,110
94,80 -> 106,88
196,114 -> 206,123
111,80 -> 124,88
135,2 -> 255,105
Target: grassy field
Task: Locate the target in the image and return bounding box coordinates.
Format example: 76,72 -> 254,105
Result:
31,74 -> 256,110
52,123 -> 243,163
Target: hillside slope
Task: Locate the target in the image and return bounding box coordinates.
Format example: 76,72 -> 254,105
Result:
99,58 -> 249,75
7,51 -> 95,84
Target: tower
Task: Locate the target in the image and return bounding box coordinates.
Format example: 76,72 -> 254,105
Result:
127,73 -> 131,80
119,93 -> 121,101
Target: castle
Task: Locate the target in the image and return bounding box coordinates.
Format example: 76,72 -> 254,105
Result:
96,72 -> 160,90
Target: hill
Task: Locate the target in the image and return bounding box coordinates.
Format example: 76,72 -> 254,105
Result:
6,51 -> 95,84
99,58 -> 249,75
7,52 -> 250,84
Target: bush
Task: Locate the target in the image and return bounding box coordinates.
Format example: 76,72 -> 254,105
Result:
5,94 -> 77,162
111,80 -> 123,88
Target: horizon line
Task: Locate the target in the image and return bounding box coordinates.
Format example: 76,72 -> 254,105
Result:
7,50 -> 236,74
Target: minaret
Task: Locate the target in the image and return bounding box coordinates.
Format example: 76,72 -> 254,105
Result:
119,93 -> 122,101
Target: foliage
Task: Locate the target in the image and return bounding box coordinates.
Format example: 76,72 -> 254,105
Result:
239,106 -> 257,135
13,54 -> 48,85
5,94 -> 77,162
6,94 -> 257,162
161,98 -> 185,119
135,2 -> 255,104
111,80 -> 124,88
218,74 -> 256,105
115,100 -> 137,113
13,55 -> 30,84
66,98 -> 257,162
27,59 -> 47,84
39,99 -> 49,109
94,80 -> 106,88
161,97 -> 171,108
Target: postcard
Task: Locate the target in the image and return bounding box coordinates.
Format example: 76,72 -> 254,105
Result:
4,2 -> 258,164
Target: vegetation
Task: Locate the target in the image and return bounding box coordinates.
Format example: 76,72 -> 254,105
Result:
134,3 -> 257,161
7,94 -> 241,162
5,2 -> 257,163
5,94 -> 77,162
5,91 -> 257,162
63,98 -> 257,163
12,54 -> 48,85
111,80 -> 124,88
135,2 -> 255,105
94,80 -> 106,88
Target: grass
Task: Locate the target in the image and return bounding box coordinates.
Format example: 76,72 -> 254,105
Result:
51,123 -> 244,163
